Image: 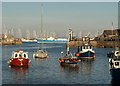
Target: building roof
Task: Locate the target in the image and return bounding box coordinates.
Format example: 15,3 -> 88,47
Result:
103,29 -> 120,36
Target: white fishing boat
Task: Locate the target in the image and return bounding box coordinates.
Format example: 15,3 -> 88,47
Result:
108,47 -> 120,80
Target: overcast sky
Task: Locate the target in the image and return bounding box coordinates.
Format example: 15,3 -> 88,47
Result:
2,2 -> 118,38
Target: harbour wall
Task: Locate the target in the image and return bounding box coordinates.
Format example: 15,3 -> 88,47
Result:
69,40 -> 120,48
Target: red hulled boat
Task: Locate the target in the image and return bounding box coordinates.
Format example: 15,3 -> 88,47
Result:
58,29 -> 81,65
58,55 -> 81,65
8,50 -> 31,67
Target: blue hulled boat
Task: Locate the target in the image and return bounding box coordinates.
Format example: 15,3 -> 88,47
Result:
75,36 -> 96,60
75,44 -> 95,60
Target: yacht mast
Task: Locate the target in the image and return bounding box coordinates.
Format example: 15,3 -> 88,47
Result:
40,3 -> 44,50
41,3 -> 43,39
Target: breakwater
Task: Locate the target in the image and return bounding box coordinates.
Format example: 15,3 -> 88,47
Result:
69,40 -> 120,48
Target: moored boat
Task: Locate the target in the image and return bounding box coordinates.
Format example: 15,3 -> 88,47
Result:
8,50 -> 31,67
75,36 -> 96,60
58,54 -> 81,65
58,29 -> 81,65
33,3 -> 48,59
21,38 -> 37,43
37,37 -> 67,44
33,49 -> 48,59
108,47 -> 120,80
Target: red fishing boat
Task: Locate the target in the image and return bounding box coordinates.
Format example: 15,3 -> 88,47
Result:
8,50 -> 31,67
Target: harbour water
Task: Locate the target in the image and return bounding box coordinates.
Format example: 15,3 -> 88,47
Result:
2,43 -> 114,84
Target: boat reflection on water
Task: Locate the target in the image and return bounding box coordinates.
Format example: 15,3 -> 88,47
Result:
33,57 -> 48,61
60,63 -> 80,73
9,66 -> 29,80
111,79 -> 120,86
59,59 -> 94,75
80,60 -> 94,75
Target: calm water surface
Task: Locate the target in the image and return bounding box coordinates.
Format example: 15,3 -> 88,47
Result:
2,43 -> 113,84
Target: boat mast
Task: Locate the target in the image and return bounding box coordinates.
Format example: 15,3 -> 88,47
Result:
41,3 -> 43,39
40,3 -> 43,49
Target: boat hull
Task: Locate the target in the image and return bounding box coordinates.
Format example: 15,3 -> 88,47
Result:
76,51 -> 95,60
8,58 -> 30,67
60,61 -> 78,65
33,50 -> 48,59
58,57 -> 81,65
110,68 -> 120,80
34,56 -> 48,59
60,62 -> 79,68
22,39 -> 37,43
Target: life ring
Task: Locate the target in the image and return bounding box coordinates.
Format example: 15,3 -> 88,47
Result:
115,51 -> 120,57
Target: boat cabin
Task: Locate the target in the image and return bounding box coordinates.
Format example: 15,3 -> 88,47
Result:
80,44 -> 93,51
110,58 -> 120,69
12,50 -> 28,58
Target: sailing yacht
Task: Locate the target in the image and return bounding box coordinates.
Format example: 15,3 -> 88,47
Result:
33,4 -> 48,59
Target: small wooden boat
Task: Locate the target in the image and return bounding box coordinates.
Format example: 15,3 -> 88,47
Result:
8,50 -> 31,67
58,29 -> 81,65
58,54 -> 81,65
